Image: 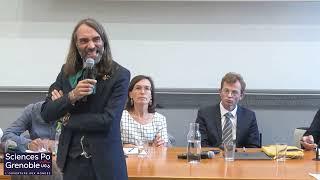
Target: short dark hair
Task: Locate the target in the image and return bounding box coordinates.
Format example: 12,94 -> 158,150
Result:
220,72 -> 246,94
125,75 -> 156,113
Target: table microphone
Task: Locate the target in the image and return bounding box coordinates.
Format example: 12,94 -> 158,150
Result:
4,140 -> 19,153
177,151 -> 215,159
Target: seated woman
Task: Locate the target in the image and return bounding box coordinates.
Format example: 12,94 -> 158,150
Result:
121,75 -> 168,147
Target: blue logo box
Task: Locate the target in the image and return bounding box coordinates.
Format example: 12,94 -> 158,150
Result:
4,153 -> 52,175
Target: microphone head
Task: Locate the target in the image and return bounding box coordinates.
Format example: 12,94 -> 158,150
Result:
207,151 -> 215,158
5,140 -> 17,152
6,140 -> 17,148
84,58 -> 95,68
200,151 -> 215,159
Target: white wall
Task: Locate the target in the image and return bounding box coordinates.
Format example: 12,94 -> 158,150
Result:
1,0 -> 320,89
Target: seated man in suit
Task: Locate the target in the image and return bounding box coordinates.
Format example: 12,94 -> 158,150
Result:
195,72 -> 260,148
300,109 -> 320,150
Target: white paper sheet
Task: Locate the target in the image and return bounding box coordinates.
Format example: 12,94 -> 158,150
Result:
123,147 -> 138,155
309,173 -> 320,180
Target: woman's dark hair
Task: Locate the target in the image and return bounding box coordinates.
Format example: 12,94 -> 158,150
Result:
125,75 -> 156,113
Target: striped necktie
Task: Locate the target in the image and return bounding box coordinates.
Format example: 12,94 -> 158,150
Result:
222,112 -> 233,144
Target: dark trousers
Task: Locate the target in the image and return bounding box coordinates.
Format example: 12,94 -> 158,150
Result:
63,156 -> 97,180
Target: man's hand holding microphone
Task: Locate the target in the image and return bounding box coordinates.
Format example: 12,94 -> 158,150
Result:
68,79 -> 97,104
69,58 -> 97,104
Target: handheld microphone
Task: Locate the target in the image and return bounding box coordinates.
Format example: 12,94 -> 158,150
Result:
83,58 -> 96,80
81,58 -> 97,102
177,151 -> 215,159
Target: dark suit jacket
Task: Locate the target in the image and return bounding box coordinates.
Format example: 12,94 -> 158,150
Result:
41,62 -> 130,180
304,109 -> 320,144
195,104 -> 260,148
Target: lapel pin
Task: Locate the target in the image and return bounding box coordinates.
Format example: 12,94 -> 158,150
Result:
103,75 -> 110,80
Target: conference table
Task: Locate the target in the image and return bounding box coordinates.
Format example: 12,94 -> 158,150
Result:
0,163 -> 9,180
126,147 -> 319,180
0,147 -> 319,180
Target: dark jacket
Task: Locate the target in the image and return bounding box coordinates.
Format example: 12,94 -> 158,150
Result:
195,104 -> 260,148
41,62 -> 130,180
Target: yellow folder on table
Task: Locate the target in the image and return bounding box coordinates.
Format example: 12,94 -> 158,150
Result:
261,145 -> 304,159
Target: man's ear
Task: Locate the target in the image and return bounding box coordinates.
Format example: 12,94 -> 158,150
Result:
239,93 -> 245,100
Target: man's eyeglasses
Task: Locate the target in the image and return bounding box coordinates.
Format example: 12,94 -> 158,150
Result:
221,88 -> 241,97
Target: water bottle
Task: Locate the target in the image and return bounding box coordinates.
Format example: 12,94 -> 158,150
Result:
187,122 -> 201,163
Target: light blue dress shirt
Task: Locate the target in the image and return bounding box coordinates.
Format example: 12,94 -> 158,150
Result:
1,101 -> 57,152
